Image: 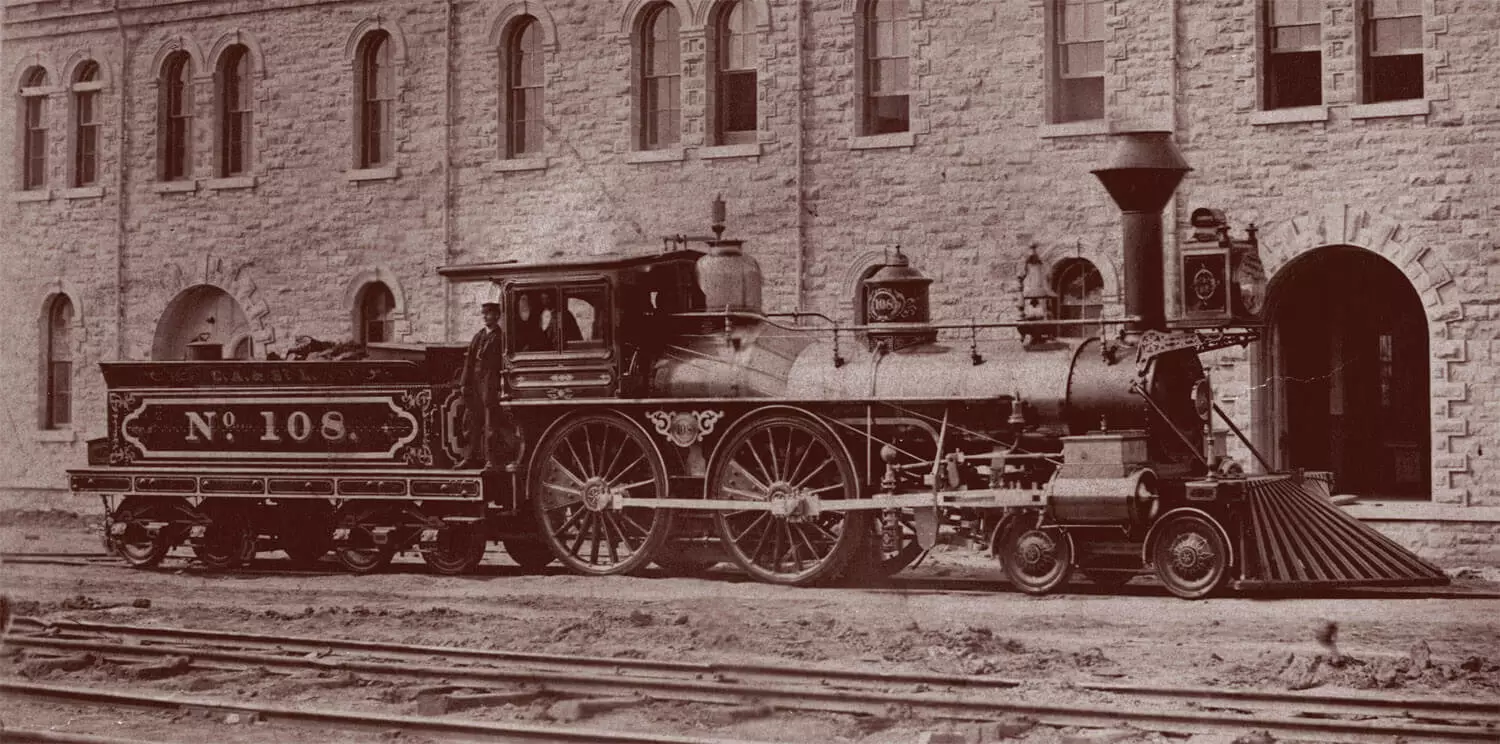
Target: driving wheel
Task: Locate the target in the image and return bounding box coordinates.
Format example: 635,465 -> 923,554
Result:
710,412 -> 869,586
530,412 -> 672,576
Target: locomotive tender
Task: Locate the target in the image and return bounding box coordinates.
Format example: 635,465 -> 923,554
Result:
69,133 -> 1445,598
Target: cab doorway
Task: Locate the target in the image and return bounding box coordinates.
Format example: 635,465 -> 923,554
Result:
1258,245 -> 1429,498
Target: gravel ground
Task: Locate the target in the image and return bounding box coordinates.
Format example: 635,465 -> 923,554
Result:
2,509 -> 1498,744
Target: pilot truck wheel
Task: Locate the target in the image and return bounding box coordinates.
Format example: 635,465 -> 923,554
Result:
708,412 -> 869,587
1151,512 -> 1230,600
996,513 -> 1073,594
529,412 -> 672,576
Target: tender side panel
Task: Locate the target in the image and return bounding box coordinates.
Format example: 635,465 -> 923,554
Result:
68,469 -> 483,501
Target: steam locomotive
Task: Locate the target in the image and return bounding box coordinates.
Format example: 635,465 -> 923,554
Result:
68,133 -> 1446,598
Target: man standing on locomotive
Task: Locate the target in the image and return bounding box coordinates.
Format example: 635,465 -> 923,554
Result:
458,301 -> 512,471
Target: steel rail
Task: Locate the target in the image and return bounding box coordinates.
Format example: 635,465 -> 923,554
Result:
0,680 -> 767,744
9,627 -> 1499,742
1077,680 -> 1500,720
10,617 -> 1024,692
0,730 -> 160,744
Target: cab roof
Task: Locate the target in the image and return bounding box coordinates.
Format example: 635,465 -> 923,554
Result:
438,249 -> 702,283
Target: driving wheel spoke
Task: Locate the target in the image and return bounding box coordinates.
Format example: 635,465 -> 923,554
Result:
712,413 -> 867,586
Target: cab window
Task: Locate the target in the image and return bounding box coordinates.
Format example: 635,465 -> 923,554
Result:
509,284 -> 609,354
560,286 -> 607,350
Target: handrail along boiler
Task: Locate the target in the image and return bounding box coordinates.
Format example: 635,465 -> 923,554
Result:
68,133 -> 1446,597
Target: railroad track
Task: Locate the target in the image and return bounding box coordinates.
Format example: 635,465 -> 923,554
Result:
7,550 -> 1500,600
0,679 -> 767,744
8,617 -> 1499,743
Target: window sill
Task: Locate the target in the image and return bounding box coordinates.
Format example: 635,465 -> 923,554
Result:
850,131 -> 916,150
700,143 -> 762,160
347,166 -> 399,182
1344,501 -> 1500,523
150,180 -> 198,194
1039,120 -> 1109,139
34,428 -> 77,443
1249,106 -> 1329,126
626,148 -> 686,164
63,186 -> 105,200
205,175 -> 257,190
14,189 -> 52,203
1349,98 -> 1430,120
490,157 -> 549,173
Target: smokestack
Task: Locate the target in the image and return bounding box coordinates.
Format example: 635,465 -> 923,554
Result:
1091,131 -> 1191,337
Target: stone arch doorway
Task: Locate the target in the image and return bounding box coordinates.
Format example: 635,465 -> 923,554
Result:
152,285 -> 253,360
1257,245 -> 1429,497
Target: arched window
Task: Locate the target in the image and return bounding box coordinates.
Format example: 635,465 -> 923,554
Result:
218,45 -> 252,176
358,283 -> 396,343
357,31 -> 394,168
160,52 -> 193,181
713,1 -> 757,145
72,62 -> 101,187
43,296 -> 73,429
503,17 -> 545,158
20,67 -> 48,190
639,4 -> 681,150
862,0 -> 909,135
1054,258 -> 1104,338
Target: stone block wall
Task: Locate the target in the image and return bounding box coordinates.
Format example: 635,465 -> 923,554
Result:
1,0 -> 1495,562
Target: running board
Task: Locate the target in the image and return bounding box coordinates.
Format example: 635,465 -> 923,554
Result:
1235,474 -> 1449,590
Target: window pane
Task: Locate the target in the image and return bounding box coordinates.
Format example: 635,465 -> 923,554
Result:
1271,0 -> 1318,25
1267,49 -> 1322,108
868,94 -> 908,134
720,70 -> 757,134
560,289 -> 607,348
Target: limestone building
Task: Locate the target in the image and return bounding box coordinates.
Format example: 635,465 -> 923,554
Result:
2,0 -> 1495,562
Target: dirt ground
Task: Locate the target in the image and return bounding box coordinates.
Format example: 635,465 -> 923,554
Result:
2,508 -> 1499,744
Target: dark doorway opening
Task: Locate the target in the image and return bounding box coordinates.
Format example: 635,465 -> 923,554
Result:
1262,246 -> 1429,498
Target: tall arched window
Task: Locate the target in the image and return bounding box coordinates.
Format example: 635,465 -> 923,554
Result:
357,31 -> 394,168
160,52 -> 193,181
218,45 -> 252,176
714,1 -> 757,145
358,283 -> 396,343
72,62 -> 101,187
20,67 -> 49,190
863,0 -> 909,135
504,17 -> 544,158
639,4 -> 681,150
43,296 -> 73,429
1054,259 -> 1104,338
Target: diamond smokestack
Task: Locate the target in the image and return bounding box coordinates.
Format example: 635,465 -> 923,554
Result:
1091,131 -> 1191,336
